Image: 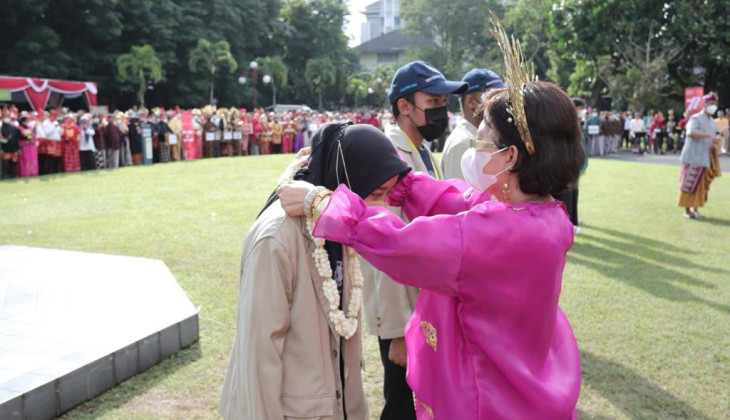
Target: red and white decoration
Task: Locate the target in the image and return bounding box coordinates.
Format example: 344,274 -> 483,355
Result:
0,75 -> 98,111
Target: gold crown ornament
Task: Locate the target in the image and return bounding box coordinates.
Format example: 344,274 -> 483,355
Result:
489,11 -> 537,155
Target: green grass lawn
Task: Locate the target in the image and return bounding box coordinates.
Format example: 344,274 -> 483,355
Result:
1,155 -> 728,419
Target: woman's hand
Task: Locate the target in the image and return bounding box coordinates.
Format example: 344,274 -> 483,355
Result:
388,337 -> 407,367
277,180 -> 316,217
294,146 -> 311,165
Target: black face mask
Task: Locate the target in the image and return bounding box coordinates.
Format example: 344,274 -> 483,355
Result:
411,105 -> 449,141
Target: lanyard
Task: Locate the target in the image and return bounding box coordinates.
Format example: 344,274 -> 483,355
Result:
401,130 -> 441,179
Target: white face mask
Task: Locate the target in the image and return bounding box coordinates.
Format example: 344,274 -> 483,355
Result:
460,147 -> 511,192
705,105 -> 718,115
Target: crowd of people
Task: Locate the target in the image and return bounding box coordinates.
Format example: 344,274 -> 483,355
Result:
3,96 -> 725,182
0,104 -> 387,180
581,107 -> 730,158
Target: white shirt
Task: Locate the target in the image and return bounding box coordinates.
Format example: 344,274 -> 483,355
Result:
630,118 -> 645,134
35,119 -> 61,141
79,126 -> 96,151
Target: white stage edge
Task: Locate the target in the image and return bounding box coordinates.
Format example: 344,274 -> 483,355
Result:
0,246 -> 199,419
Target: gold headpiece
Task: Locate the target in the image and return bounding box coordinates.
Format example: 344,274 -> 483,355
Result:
489,11 -> 537,155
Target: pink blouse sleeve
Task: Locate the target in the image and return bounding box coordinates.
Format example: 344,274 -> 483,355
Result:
313,185 -> 463,296
388,172 -> 491,219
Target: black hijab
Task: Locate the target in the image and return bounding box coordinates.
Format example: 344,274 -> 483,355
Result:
257,122 -> 411,218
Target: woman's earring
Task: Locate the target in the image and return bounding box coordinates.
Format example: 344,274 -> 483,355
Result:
502,183 -> 511,203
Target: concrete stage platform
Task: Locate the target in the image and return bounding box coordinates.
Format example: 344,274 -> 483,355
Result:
0,246 -> 199,419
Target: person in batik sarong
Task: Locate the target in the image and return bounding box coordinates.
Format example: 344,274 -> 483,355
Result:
678,92 -> 723,219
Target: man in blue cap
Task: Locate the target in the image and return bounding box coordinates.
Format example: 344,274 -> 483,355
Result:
361,61 -> 467,420
441,68 -> 505,179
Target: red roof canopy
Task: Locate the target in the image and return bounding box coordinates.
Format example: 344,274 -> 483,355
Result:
0,75 -> 98,111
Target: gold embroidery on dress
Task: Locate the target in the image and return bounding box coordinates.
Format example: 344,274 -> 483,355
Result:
512,207 -> 525,211
420,321 -> 437,351
420,401 -> 435,419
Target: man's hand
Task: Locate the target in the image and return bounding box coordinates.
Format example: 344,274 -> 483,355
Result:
388,337 -> 407,367
277,180 -> 316,217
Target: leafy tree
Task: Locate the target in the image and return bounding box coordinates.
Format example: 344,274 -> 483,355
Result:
503,0 -> 555,80
255,56 -> 288,88
400,0 -> 504,79
346,77 -> 369,108
254,56 -> 288,107
667,0 -> 730,101
305,57 -> 336,110
279,0 -> 352,106
549,0 -> 684,108
188,38 -> 238,105
117,45 -> 163,108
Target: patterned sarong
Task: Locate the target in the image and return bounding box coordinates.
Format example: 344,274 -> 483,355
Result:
679,164 -> 704,193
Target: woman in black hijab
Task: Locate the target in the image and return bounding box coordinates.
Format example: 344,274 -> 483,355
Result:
259,122 -> 410,217
221,123 -> 410,420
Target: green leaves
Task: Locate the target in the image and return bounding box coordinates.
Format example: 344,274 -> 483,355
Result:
188,39 -> 238,75
255,56 -> 288,88
117,44 -> 163,107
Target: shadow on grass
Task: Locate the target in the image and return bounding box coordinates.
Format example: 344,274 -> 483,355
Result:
695,217 -> 730,228
585,225 -> 699,256
580,351 -> 710,420
60,341 -> 203,419
569,235 -> 730,314
580,229 -> 728,279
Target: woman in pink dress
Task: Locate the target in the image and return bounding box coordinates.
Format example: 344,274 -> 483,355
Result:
17,116 -> 38,177
279,81 -> 584,419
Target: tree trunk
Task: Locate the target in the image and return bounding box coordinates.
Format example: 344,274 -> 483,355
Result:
318,90 -> 322,110
272,81 -> 277,107
210,66 -> 215,105
138,69 -> 146,108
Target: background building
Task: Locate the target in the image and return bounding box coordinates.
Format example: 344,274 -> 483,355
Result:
360,0 -> 401,44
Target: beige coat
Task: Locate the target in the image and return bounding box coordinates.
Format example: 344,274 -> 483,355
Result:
220,202 -> 368,420
359,126 -> 439,339
441,117 -> 477,180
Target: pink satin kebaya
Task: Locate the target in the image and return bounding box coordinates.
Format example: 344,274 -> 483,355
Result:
313,172 -> 581,420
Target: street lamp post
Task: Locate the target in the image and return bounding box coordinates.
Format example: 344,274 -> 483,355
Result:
249,61 -> 258,110
263,74 -> 276,107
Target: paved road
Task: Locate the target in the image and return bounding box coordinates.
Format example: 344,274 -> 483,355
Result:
598,150 -> 730,173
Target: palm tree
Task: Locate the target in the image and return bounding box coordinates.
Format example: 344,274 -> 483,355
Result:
255,56 -> 288,107
117,44 -> 163,108
305,57 -> 336,110
371,65 -> 396,107
346,77 -> 369,108
188,39 -> 238,104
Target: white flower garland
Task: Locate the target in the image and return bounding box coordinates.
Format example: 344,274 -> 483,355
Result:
280,159 -> 363,339
306,217 -> 363,339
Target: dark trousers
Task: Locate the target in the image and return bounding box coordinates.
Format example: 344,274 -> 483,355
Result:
622,130 -> 631,148
554,187 -> 579,226
653,132 -> 666,154
39,155 -> 61,174
1,159 -> 17,179
80,150 -> 97,171
634,133 -> 646,152
271,143 -> 282,154
378,338 -> 416,420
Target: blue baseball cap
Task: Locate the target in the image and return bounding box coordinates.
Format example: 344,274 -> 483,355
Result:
461,68 -> 505,94
388,61 -> 469,104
